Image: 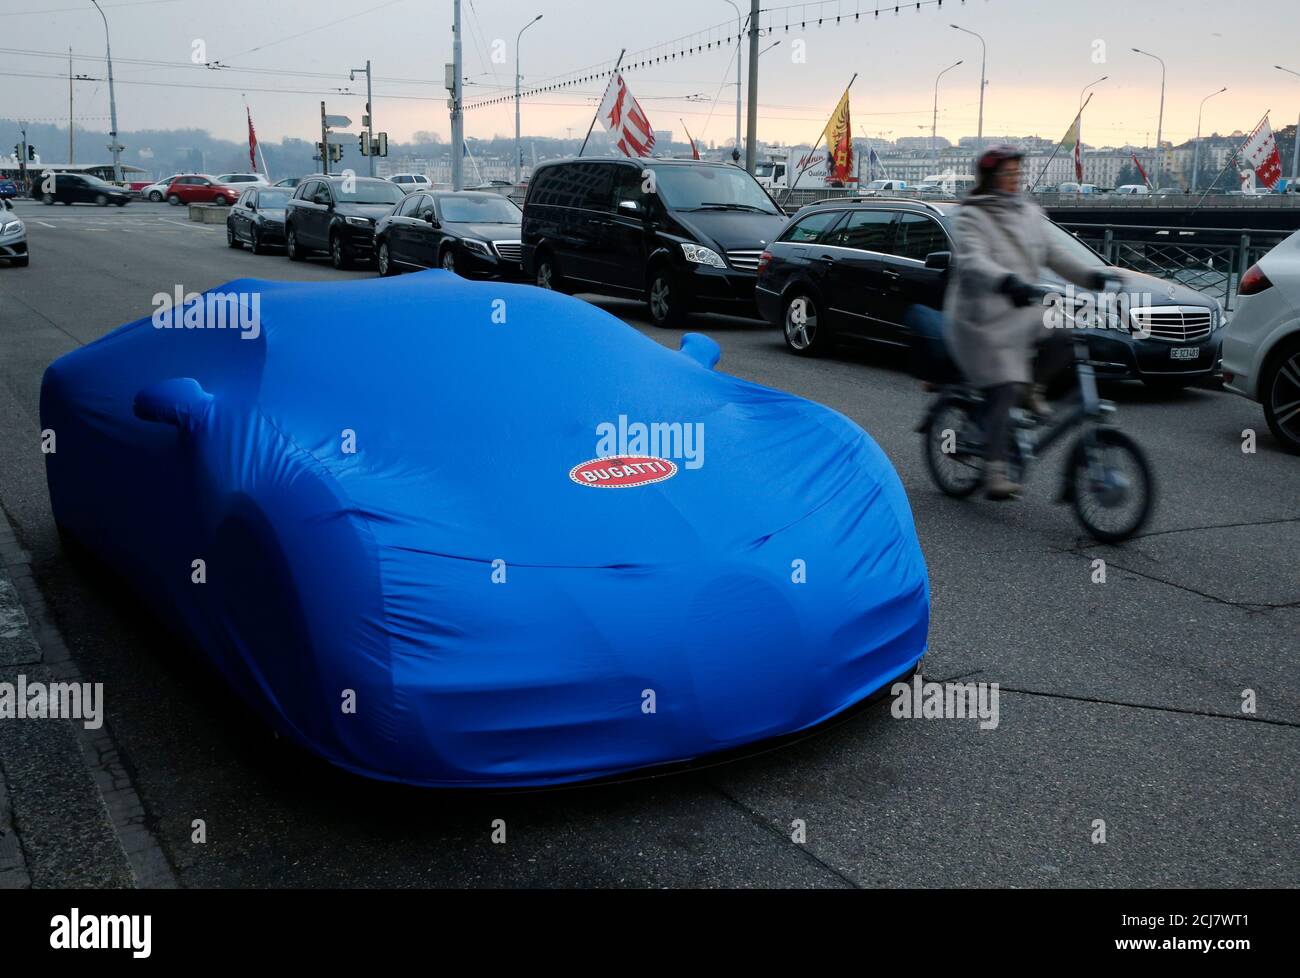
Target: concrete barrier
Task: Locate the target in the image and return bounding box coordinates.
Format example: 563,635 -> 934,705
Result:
188,204 -> 228,224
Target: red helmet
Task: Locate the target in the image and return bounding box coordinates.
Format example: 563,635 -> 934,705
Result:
976,144 -> 1024,177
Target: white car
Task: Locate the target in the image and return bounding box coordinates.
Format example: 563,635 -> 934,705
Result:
140,173 -> 184,202
1114,184 -> 1150,195
215,173 -> 269,188
1222,229 -> 1300,453
389,173 -> 433,194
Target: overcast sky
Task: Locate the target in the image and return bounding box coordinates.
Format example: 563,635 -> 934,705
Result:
7,0 -> 1299,150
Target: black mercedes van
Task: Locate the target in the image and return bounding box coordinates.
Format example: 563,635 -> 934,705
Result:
521,157 -> 788,326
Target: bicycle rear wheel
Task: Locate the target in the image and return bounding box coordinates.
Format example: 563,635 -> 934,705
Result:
924,398 -> 983,498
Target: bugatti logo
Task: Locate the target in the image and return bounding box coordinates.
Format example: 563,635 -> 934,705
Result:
569,456 -> 677,488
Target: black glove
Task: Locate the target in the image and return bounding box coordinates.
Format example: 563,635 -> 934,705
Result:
1000,274 -> 1037,308
1087,270 -> 1116,291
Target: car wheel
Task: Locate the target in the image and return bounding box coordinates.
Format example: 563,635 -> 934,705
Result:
330,233 -> 351,270
440,247 -> 457,274
168,194 -> 181,205
377,241 -> 397,277
214,195 -> 228,206
95,193 -> 108,206
115,200 -> 127,207
249,228 -> 263,255
148,190 -> 163,202
42,193 -> 53,205
286,226 -> 304,261
1261,337 -> 1300,454
647,266 -> 687,328
227,225 -> 241,249
782,290 -> 829,355
534,252 -> 570,293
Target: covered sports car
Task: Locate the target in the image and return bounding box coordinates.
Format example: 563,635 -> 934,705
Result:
41,272 -> 928,787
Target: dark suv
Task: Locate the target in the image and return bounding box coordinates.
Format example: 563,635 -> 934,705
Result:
755,198 -> 1225,389
521,158 -> 787,326
284,176 -> 406,269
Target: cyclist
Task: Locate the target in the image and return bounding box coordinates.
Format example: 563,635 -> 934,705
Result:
943,145 -> 1113,500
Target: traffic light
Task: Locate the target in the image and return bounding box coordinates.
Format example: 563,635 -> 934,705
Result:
27,145 -> 36,161
359,131 -> 370,156
328,142 -> 343,163
374,132 -> 388,158
12,145 -> 18,159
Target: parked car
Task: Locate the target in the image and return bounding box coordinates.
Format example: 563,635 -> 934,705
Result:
0,178 -> 19,199
164,174 -> 245,206
521,157 -> 787,327
272,176 -> 305,189
284,175 -> 406,269
1057,182 -> 1103,195
226,185 -> 294,254
38,172 -> 131,206
389,173 -> 433,194
139,173 -> 184,202
215,173 -> 269,188
1222,229 -> 1300,452
754,197 -> 1224,390
0,198 -> 28,266
375,190 -> 522,278
860,179 -> 908,195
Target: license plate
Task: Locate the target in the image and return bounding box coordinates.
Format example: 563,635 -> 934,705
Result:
1170,346 -> 1199,360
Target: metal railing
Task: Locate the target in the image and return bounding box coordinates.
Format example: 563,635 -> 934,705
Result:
1060,223 -> 1291,311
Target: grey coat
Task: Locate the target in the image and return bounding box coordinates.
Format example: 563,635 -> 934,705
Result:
942,192 -> 1099,388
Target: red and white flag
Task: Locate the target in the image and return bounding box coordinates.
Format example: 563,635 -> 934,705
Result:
1240,115 -> 1283,190
598,72 -> 656,158
246,107 -> 259,173
1130,151 -> 1150,187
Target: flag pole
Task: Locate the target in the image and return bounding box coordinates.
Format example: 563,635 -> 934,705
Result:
680,118 -> 699,160
1190,110 -> 1269,212
781,72 -> 857,207
1029,93 -> 1091,192
579,49 -> 626,157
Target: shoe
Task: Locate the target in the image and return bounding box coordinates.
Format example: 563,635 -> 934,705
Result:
984,461 -> 1023,501
1025,384 -> 1051,417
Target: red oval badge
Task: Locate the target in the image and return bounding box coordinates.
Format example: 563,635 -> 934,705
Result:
569,455 -> 678,489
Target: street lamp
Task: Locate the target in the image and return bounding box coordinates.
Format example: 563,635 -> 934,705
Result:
350,61 -> 374,177
722,1 -> 743,163
514,14 -> 542,184
1276,66 -> 1300,188
932,60 -> 963,162
89,0 -> 121,184
1079,74 -> 1108,111
1191,86 -> 1226,192
950,25 -> 986,148
1132,47 -> 1166,186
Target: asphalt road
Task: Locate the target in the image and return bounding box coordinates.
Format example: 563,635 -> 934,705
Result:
0,198 -> 1296,888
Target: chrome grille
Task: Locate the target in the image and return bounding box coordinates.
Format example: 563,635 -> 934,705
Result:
726,249 -> 763,271
1129,305 -> 1213,342
493,240 -> 523,263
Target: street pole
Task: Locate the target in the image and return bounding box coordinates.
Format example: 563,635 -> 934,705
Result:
1276,66 -> 1300,187
1192,86 -> 1226,192
350,61 -> 374,177
722,0 -> 742,160
1077,75 -> 1107,182
932,60 -> 963,163
744,0 -> 758,173
514,14 -> 542,185
68,48 -> 74,163
320,101 -> 329,176
451,0 -> 464,191
1133,48 -> 1165,187
950,25 -> 985,147
90,0 -> 121,183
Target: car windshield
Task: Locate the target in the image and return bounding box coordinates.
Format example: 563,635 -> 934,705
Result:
439,195 -> 521,224
651,165 -> 780,214
335,181 -> 406,205
257,189 -> 291,208
1043,221 -> 1105,268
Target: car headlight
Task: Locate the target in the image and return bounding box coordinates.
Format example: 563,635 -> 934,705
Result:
344,216 -> 373,227
461,238 -> 491,256
1,220 -> 22,234
681,242 -> 725,268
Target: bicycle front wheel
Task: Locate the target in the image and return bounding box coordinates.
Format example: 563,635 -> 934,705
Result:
1069,428 -> 1154,543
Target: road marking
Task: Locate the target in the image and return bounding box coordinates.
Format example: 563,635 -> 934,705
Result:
35,221 -> 56,228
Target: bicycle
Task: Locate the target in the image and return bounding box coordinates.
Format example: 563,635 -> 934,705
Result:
918,287 -> 1154,543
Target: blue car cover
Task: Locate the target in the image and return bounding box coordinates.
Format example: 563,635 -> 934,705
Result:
41,272 -> 929,787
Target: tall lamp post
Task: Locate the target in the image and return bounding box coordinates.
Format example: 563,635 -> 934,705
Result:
89,0 -> 121,183
514,13 -> 542,184
950,25 -> 985,148
722,0 -> 743,162
1191,86 -> 1226,192
351,61 -> 374,177
1132,47 -> 1166,187
931,60 -> 963,162
1276,66 -> 1300,189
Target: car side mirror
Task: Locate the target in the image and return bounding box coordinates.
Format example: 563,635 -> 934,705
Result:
134,378 -> 214,431
425,212 -> 439,227
618,199 -> 643,215
924,250 -> 951,271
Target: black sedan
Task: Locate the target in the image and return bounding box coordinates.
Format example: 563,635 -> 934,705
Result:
38,172 -> 131,207
226,186 -> 293,254
375,191 -> 523,279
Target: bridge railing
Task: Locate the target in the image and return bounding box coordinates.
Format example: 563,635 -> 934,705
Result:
1059,223 -> 1292,312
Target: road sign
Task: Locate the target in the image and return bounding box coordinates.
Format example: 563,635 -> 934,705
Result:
323,114 -> 352,128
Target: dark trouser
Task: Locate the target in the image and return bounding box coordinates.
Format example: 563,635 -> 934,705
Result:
980,331 -> 1077,464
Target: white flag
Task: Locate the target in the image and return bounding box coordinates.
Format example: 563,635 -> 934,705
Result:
597,73 -> 656,158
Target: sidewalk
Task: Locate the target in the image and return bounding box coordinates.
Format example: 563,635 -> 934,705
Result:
0,516 -> 174,888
